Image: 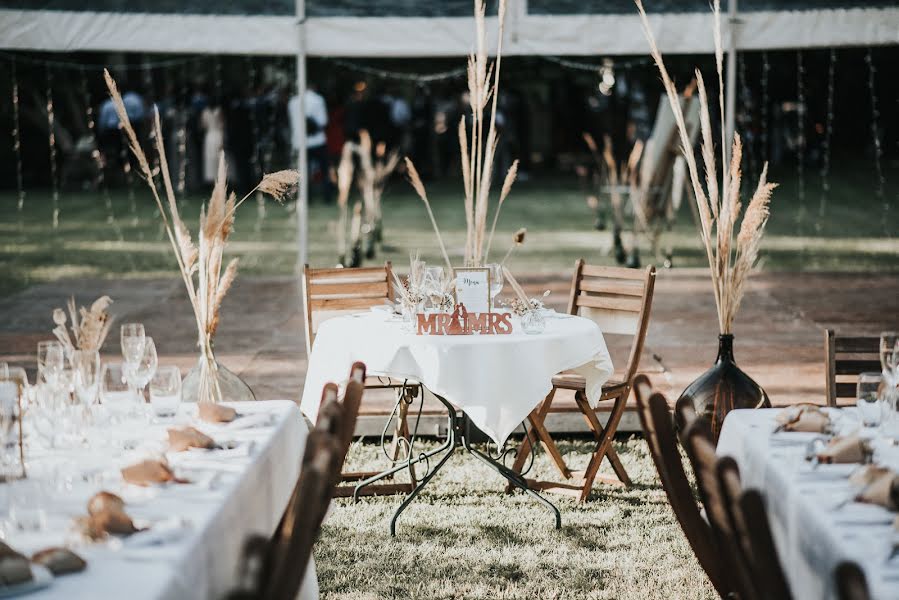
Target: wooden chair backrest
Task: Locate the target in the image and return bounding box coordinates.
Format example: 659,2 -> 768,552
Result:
566,260 -> 656,382
303,262 -> 395,354
825,329 -> 881,407
739,490 -> 794,600
674,395 -> 698,445
632,375 -> 727,597
260,364 -> 365,600
835,562 -> 871,600
717,458 -> 793,600
684,419 -> 758,600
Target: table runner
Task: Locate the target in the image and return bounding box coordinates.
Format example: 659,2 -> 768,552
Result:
11,400 -> 317,600
300,311 -> 614,445
718,408 -> 899,600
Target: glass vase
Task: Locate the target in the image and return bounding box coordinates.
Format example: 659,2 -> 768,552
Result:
521,310 -> 546,335
182,353 -> 255,404
679,334 -> 770,442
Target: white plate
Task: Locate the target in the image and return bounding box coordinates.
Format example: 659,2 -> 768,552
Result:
0,565 -> 53,598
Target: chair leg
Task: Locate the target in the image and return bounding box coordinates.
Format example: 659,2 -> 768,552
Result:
507,389 -> 572,488
573,390 -> 631,502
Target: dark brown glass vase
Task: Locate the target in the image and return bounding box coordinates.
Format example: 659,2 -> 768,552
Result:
679,334 -> 770,442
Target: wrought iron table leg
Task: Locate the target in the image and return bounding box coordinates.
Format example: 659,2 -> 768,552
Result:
389,441 -> 456,537
464,436 -> 562,530
352,429 -> 453,502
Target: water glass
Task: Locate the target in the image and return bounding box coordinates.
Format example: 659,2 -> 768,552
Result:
8,478 -> 47,532
487,263 -> 504,310
857,372 -> 886,428
100,362 -> 137,417
423,266 -> 446,311
0,380 -> 21,478
37,341 -> 65,385
150,366 -> 182,418
121,323 -> 146,365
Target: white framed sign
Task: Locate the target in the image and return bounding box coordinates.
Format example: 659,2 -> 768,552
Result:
454,268 -> 491,313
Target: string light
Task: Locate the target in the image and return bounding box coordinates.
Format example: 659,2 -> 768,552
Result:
816,49 -> 836,232
46,65 -> 59,229
322,57 -> 466,83
795,50 -> 806,236
761,51 -> 770,163
541,55 -> 651,74
865,48 -> 888,235
245,55 -> 267,233
176,62 -> 189,201
79,66 -> 120,239
737,52 -> 756,188
10,58 -> 25,214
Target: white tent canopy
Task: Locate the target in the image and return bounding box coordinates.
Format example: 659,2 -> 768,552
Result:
0,6 -> 897,56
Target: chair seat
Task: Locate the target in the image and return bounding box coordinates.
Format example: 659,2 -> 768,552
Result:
551,372 -> 628,398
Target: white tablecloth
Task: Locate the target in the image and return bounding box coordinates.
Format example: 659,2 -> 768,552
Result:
718,408 -> 899,600
300,311 -> 614,444
8,400 -> 317,600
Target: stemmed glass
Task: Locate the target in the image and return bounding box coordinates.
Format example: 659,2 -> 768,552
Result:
37,341 -> 65,386
0,373 -> 22,479
121,323 -> 146,365
70,350 -> 100,422
125,338 -> 158,405
423,266 -> 446,312
486,263 -> 504,310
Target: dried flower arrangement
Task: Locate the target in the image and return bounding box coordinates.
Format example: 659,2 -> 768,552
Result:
635,0 -> 776,334
52,296 -> 114,355
391,254 -> 427,311
405,0 -> 523,270
103,70 -> 299,403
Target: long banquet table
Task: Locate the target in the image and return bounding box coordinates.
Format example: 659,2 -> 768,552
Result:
6,400 -> 317,600
718,408 -> 899,600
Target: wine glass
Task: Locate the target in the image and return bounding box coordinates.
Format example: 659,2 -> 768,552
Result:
121,323 -> 146,366
37,341 -> 65,386
486,263 -> 504,310
423,266 -> 446,311
125,337 -> 158,403
857,372 -> 886,429
70,350 -> 100,413
100,362 -> 136,419
150,366 -> 182,418
0,377 -> 21,478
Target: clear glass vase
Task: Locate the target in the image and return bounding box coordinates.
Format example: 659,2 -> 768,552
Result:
182,354 -> 255,404
521,310 -> 546,335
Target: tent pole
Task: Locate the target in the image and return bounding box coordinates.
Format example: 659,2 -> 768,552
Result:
725,0 -> 738,155
295,0 -> 309,268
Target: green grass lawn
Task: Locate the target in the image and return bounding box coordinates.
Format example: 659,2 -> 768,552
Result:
1,161 -> 896,297
318,437 -> 715,600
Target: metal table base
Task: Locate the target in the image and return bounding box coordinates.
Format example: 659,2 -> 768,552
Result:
352,389 -> 562,536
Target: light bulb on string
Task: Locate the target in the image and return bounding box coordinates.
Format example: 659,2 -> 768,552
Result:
10,57 -> 25,215
816,48 -> 836,234
865,48 -> 888,236
46,65 -> 60,230
795,50 -> 806,240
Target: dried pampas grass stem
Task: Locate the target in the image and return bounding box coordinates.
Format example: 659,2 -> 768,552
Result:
404,157 -> 452,271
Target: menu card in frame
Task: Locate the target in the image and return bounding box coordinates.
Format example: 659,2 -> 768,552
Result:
454,268 -> 491,313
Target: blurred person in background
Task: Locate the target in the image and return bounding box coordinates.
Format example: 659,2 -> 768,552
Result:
290,82 -> 331,203
200,96 -> 225,188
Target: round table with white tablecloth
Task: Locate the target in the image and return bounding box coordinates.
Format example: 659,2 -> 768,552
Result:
300,310 -> 614,445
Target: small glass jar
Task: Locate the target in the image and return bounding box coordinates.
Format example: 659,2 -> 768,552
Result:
521,310 -> 546,335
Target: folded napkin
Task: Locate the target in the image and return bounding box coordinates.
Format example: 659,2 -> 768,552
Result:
225,413 -> 271,431
121,459 -> 188,486
776,405 -> 831,433
123,517 -> 191,549
78,491 -> 139,540
198,403 -> 237,423
168,427 -> 215,452
88,490 -> 125,516
816,436 -> 873,464
0,542 -> 32,586
853,466 -> 899,511
31,548 -> 86,575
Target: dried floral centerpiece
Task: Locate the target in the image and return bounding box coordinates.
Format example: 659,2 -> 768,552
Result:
103,70 -> 299,404
51,296 -> 114,356
404,0 -> 523,271
635,0 -> 776,438
392,254 -> 427,329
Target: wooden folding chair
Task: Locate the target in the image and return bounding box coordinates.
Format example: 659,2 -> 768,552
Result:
682,419 -> 760,600
302,263 -> 417,496
824,329 -> 881,407
229,369 -> 361,600
632,375 -> 729,597
509,261 -> 656,502
835,562 -> 871,600
717,457 -> 792,600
